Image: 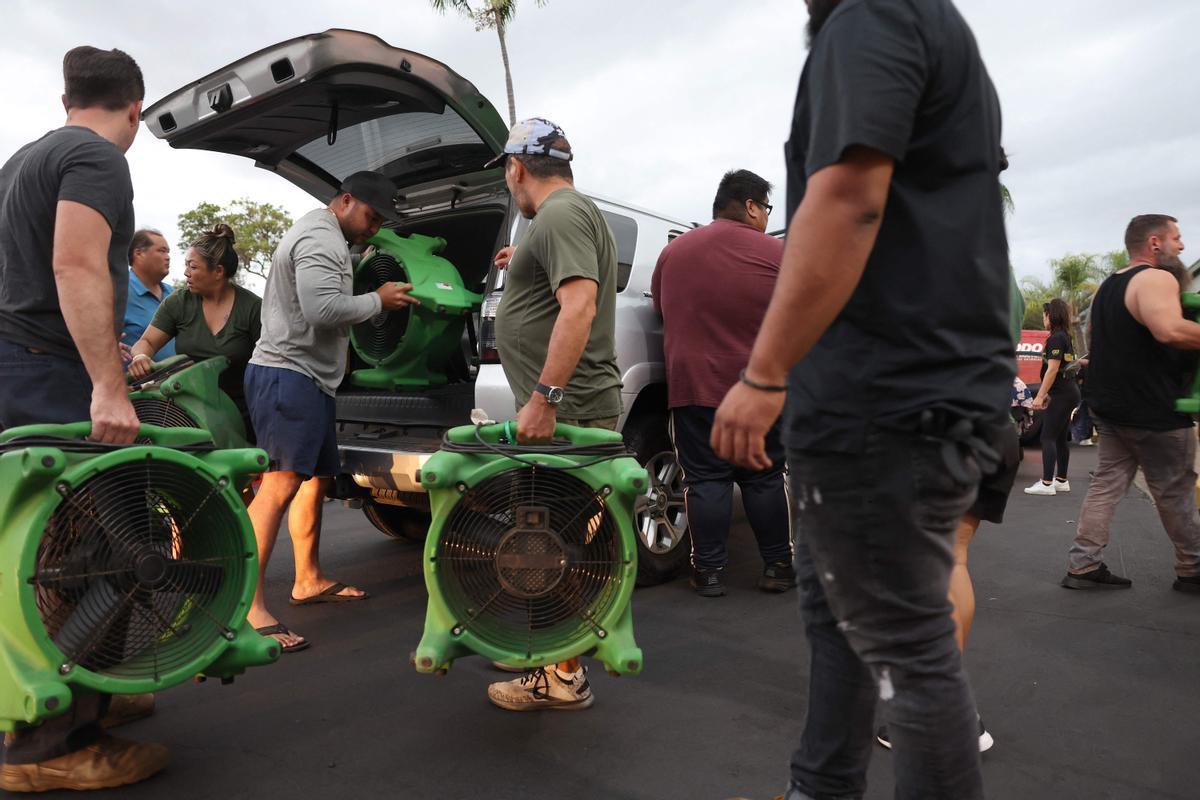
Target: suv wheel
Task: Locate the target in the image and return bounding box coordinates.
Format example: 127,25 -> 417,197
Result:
362,500 -> 430,543
624,411 -> 690,585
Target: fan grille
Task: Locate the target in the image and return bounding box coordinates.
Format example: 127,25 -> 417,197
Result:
31,458 -> 247,680
435,468 -> 625,659
132,398 -> 199,430
353,252 -> 412,362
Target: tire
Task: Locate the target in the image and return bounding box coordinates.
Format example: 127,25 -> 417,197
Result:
623,410 -> 690,586
362,501 -> 431,543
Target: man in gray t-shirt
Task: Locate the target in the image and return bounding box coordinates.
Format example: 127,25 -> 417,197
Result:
0,46 -> 170,794
243,171 -> 416,653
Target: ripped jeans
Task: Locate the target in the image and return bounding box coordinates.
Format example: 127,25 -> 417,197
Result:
785,429 -> 984,800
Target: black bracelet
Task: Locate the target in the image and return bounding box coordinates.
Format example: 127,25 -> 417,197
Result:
739,369 -> 788,392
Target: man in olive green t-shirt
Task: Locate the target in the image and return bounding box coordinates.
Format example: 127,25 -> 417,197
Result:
485,118 -> 621,711
493,119 -> 622,433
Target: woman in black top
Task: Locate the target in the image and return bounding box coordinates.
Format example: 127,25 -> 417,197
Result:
1026,298 -> 1080,495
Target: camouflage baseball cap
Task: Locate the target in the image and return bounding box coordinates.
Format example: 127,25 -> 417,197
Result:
483,117 -> 574,169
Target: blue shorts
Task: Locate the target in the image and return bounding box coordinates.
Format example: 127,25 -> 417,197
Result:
0,338 -> 90,430
244,363 -> 339,478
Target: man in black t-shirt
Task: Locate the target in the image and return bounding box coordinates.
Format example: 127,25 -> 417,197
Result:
713,1 -> 1010,797
1065,215 -> 1200,591
0,47 -> 169,793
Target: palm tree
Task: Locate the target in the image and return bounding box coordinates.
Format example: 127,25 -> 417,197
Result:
430,0 -> 547,126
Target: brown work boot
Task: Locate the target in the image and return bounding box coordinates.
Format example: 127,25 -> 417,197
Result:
99,693 -> 156,729
0,735 -> 169,792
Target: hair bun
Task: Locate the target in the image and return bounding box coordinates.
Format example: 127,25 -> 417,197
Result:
211,222 -> 236,243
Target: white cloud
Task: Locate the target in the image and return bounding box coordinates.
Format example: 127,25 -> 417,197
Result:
2,0 -> 1198,287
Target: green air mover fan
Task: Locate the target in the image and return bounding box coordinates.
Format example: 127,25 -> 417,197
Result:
1177,292 -> 1200,413
413,422 -> 648,676
0,422 -> 278,731
350,230 -> 483,390
128,355 -> 248,449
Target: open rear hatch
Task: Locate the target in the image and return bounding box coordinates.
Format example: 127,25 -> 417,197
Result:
142,28 -> 510,211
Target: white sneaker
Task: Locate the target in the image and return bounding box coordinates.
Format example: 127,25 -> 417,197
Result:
1053,479 -> 1071,493
487,666 -> 594,711
1024,480 -> 1056,496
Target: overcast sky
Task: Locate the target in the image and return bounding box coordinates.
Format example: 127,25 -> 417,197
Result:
4,0 -> 1198,287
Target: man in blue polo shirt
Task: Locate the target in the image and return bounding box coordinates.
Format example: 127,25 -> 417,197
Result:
123,227 -> 175,358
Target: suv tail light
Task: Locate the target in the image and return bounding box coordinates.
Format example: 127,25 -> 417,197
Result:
479,289 -> 503,364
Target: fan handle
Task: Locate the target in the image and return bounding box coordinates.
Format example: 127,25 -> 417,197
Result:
459,420 -> 625,447
0,422 -> 213,448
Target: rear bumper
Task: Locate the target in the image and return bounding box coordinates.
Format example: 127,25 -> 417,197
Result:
339,440 -> 437,493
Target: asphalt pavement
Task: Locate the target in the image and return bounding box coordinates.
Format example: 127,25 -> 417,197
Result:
32,445 -> 1200,799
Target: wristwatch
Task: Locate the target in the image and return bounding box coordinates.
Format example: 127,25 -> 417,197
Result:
534,383 -> 565,405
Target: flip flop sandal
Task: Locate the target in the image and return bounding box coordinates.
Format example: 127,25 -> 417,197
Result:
255,623 -> 310,653
289,582 -> 370,606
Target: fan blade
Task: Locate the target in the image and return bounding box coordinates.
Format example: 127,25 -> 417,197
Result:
160,560 -> 225,594
52,579 -> 129,662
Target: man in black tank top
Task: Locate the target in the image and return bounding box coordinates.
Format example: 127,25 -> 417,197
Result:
1063,214 -> 1200,592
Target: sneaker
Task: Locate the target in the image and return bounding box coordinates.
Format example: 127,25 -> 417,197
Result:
758,561 -> 797,593
1024,480 -> 1056,496
1061,563 -> 1132,589
876,717 -> 993,752
100,693 -> 155,730
1173,575 -> 1200,593
1078,438 -> 1096,446
487,666 -> 594,711
0,735 -> 169,792
1053,478 -> 1071,493
977,717 -> 995,753
690,568 -> 726,598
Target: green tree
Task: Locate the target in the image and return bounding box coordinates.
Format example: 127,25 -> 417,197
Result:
430,0 -> 547,126
1019,276 -> 1055,330
1049,252 -> 1109,318
1000,183 -> 1014,216
1103,249 -> 1129,273
177,199 -> 293,283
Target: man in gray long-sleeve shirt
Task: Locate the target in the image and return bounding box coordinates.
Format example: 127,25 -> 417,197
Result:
244,171 -> 417,652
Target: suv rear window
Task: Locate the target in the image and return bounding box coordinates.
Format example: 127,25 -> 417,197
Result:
296,108 -> 492,185
600,211 -> 638,292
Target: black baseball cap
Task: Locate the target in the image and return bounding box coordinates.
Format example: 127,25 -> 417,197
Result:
340,171 -> 396,217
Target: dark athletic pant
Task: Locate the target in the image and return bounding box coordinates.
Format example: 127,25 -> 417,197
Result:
785,427 -> 985,800
670,405 -> 791,571
1041,384 -> 1080,483
0,338 -> 110,764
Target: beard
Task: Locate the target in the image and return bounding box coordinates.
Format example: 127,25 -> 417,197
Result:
1156,252 -> 1190,290
806,0 -> 843,46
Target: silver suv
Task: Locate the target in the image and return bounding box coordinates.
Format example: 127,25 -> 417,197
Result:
144,28 -> 691,584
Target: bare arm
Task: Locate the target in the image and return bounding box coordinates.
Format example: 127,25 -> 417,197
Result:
711,148 -> 894,468
742,148 -> 893,385
1033,359 -> 1060,409
1127,268 -> 1200,349
128,325 -> 172,378
541,278 -> 597,387
516,277 -> 598,442
52,200 -> 139,443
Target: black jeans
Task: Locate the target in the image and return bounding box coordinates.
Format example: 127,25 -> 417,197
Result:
670,406 -> 791,571
785,429 -> 984,800
0,338 -> 109,764
1041,384 -> 1080,483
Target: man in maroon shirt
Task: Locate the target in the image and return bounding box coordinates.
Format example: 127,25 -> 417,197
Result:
651,170 -> 793,597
